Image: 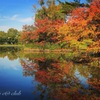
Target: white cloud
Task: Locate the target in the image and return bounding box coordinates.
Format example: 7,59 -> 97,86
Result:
1,14 -> 34,23
0,25 -> 22,32
0,14 -> 34,32
11,14 -> 19,20
0,25 -> 10,32
19,17 -> 33,23
1,14 -> 19,21
0,57 -> 21,71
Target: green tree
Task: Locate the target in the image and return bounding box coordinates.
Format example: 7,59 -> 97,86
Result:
0,31 -> 6,44
46,0 -> 55,7
38,0 -> 44,6
86,0 -> 93,3
7,28 -> 19,44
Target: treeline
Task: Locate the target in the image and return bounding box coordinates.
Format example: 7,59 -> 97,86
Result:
20,0 -> 100,54
0,0 -> 99,54
0,28 -> 20,44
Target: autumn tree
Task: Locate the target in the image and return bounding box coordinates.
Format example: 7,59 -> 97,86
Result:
20,25 -> 36,44
34,18 -> 64,46
57,0 -> 100,53
20,0 -> 100,54
35,1 -> 65,21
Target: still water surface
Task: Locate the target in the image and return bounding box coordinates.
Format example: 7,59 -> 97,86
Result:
0,47 -> 100,100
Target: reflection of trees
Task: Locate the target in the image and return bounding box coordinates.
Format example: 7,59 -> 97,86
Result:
20,55 -> 100,100
87,61 -> 100,95
69,64 -> 90,78
21,57 -> 72,83
0,47 -> 21,60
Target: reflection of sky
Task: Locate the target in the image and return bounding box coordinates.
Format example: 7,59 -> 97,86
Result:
75,69 -> 92,89
0,56 -> 40,100
0,56 -> 21,70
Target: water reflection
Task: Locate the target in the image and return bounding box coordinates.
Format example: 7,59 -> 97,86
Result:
0,56 -> 20,70
0,47 -> 22,60
20,54 -> 100,100
0,47 -> 100,100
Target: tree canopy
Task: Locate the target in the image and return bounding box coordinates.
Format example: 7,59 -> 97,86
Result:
0,28 -> 20,44
20,0 -> 100,54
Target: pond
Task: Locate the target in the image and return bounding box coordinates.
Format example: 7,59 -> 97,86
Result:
0,47 -> 100,100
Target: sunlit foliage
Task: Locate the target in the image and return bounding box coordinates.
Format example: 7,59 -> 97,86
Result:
20,0 -> 100,55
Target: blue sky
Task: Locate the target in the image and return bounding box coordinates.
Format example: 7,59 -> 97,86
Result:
0,0 -> 87,32
0,0 -> 38,32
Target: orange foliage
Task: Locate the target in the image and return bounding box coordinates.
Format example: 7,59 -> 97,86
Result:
34,18 -> 64,43
20,0 -> 100,53
88,78 -> 100,91
61,0 -> 100,52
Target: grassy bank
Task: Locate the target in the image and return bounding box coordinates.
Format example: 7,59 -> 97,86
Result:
0,44 -> 23,47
